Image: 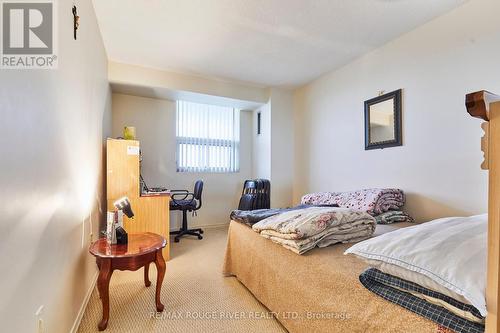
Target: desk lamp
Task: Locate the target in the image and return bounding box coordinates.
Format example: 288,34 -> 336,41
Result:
113,197 -> 134,244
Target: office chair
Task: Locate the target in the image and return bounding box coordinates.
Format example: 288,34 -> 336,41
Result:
169,180 -> 204,243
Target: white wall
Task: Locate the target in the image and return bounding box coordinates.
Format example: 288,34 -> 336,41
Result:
112,93 -> 253,229
269,88 -> 295,208
294,0 -> 500,222
252,102 -> 271,180
0,1 -> 111,332
252,89 -> 295,209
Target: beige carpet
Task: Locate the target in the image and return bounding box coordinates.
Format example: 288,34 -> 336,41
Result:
78,226 -> 286,333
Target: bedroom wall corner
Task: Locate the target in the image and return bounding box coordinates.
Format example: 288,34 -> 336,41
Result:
292,87 -> 308,205
269,88 -> 295,208
252,102 -> 272,180
252,88 -> 295,209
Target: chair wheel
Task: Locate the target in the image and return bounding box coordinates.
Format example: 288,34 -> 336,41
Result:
199,230 -> 204,234
174,238 -> 179,243
198,235 -> 203,240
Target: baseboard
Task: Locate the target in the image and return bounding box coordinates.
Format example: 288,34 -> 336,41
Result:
70,270 -> 99,333
197,222 -> 229,230
169,221 -> 229,232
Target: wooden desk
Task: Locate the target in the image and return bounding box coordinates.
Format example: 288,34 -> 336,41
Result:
89,233 -> 167,331
106,139 -> 170,260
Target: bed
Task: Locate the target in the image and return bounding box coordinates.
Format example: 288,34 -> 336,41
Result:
223,220 -> 442,333
223,90 -> 500,332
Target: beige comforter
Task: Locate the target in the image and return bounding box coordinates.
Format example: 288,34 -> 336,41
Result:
223,220 -> 442,333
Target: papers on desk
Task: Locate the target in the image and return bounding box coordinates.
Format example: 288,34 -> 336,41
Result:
141,190 -> 170,197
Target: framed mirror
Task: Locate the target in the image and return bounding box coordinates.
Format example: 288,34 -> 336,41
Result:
364,89 -> 402,150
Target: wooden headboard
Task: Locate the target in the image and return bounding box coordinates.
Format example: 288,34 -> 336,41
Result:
466,90 -> 500,332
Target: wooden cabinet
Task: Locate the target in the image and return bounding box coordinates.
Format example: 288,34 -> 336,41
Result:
106,139 -> 170,260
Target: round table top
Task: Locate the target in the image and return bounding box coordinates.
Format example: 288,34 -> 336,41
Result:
89,232 -> 166,258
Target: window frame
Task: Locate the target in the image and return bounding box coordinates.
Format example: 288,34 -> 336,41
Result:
175,100 -> 240,173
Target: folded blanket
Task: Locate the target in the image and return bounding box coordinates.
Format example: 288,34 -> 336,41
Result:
252,207 -> 375,254
360,268 -> 484,333
230,204 -> 337,226
261,223 -> 373,254
301,188 -> 405,215
230,206 -> 304,226
374,210 -> 414,224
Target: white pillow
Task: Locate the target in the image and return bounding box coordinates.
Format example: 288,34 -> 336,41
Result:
344,214 -> 487,316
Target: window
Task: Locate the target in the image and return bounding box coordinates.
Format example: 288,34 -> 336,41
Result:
176,100 -> 240,173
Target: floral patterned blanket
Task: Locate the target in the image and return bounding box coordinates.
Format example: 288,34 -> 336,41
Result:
252,207 -> 375,254
301,188 -> 405,216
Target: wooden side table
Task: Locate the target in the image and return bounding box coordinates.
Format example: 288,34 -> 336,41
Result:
89,232 -> 167,331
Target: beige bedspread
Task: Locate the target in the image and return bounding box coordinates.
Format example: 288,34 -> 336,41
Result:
223,220 -> 443,333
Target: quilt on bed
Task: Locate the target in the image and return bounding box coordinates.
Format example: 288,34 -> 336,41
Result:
251,207 -> 375,254
301,188 -> 405,215
360,268 -> 484,333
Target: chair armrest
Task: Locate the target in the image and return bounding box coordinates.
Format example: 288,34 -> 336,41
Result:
170,190 -> 189,195
170,190 -> 189,200
171,192 -> 195,206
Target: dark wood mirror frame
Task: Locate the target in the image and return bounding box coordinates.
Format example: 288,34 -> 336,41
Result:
364,89 -> 402,150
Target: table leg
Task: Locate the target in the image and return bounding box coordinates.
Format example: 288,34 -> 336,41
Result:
97,258 -> 113,331
154,250 -> 166,312
144,263 -> 151,287
96,259 -> 102,299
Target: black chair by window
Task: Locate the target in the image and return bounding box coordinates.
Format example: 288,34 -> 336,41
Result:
238,179 -> 270,210
169,180 -> 204,243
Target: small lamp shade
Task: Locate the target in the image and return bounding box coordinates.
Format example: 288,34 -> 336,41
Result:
114,197 -> 134,218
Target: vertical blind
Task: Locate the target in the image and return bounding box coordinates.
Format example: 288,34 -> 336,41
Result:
176,100 -> 240,173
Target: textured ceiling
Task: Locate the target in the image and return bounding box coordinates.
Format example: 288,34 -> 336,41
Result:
93,0 -> 467,88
